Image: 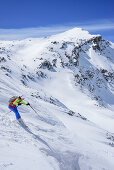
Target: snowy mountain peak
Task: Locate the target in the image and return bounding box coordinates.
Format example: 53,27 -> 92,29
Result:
51,27 -> 100,42
0,28 -> 114,170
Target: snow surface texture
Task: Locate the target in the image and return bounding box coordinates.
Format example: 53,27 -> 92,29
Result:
0,28 -> 114,170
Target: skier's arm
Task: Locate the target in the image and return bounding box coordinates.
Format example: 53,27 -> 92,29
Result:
13,98 -> 20,106
21,100 -> 27,105
13,98 -> 27,106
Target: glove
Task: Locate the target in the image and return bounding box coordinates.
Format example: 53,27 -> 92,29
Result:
18,103 -> 22,106
26,103 -> 30,106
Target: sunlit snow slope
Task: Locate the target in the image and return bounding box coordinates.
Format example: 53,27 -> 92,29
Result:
0,28 -> 114,170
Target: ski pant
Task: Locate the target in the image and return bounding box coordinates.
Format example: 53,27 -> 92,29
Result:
8,106 -> 21,119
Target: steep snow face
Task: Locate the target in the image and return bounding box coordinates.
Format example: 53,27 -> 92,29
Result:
0,28 -> 114,170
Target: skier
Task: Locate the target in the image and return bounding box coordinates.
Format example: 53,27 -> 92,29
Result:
8,96 -> 30,120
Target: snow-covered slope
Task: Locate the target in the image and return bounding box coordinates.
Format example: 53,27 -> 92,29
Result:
0,28 -> 114,170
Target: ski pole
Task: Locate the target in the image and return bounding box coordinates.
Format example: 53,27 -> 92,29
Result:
6,110 -> 12,114
29,105 -> 38,114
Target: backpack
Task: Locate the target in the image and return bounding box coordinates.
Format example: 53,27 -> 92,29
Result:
8,96 -> 18,104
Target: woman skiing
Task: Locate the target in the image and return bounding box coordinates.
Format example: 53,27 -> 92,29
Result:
8,96 -> 30,120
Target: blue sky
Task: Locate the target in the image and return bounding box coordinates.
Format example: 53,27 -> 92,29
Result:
0,0 -> 114,41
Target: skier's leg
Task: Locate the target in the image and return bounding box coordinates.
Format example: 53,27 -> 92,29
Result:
14,107 -> 21,119
8,106 -> 21,119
